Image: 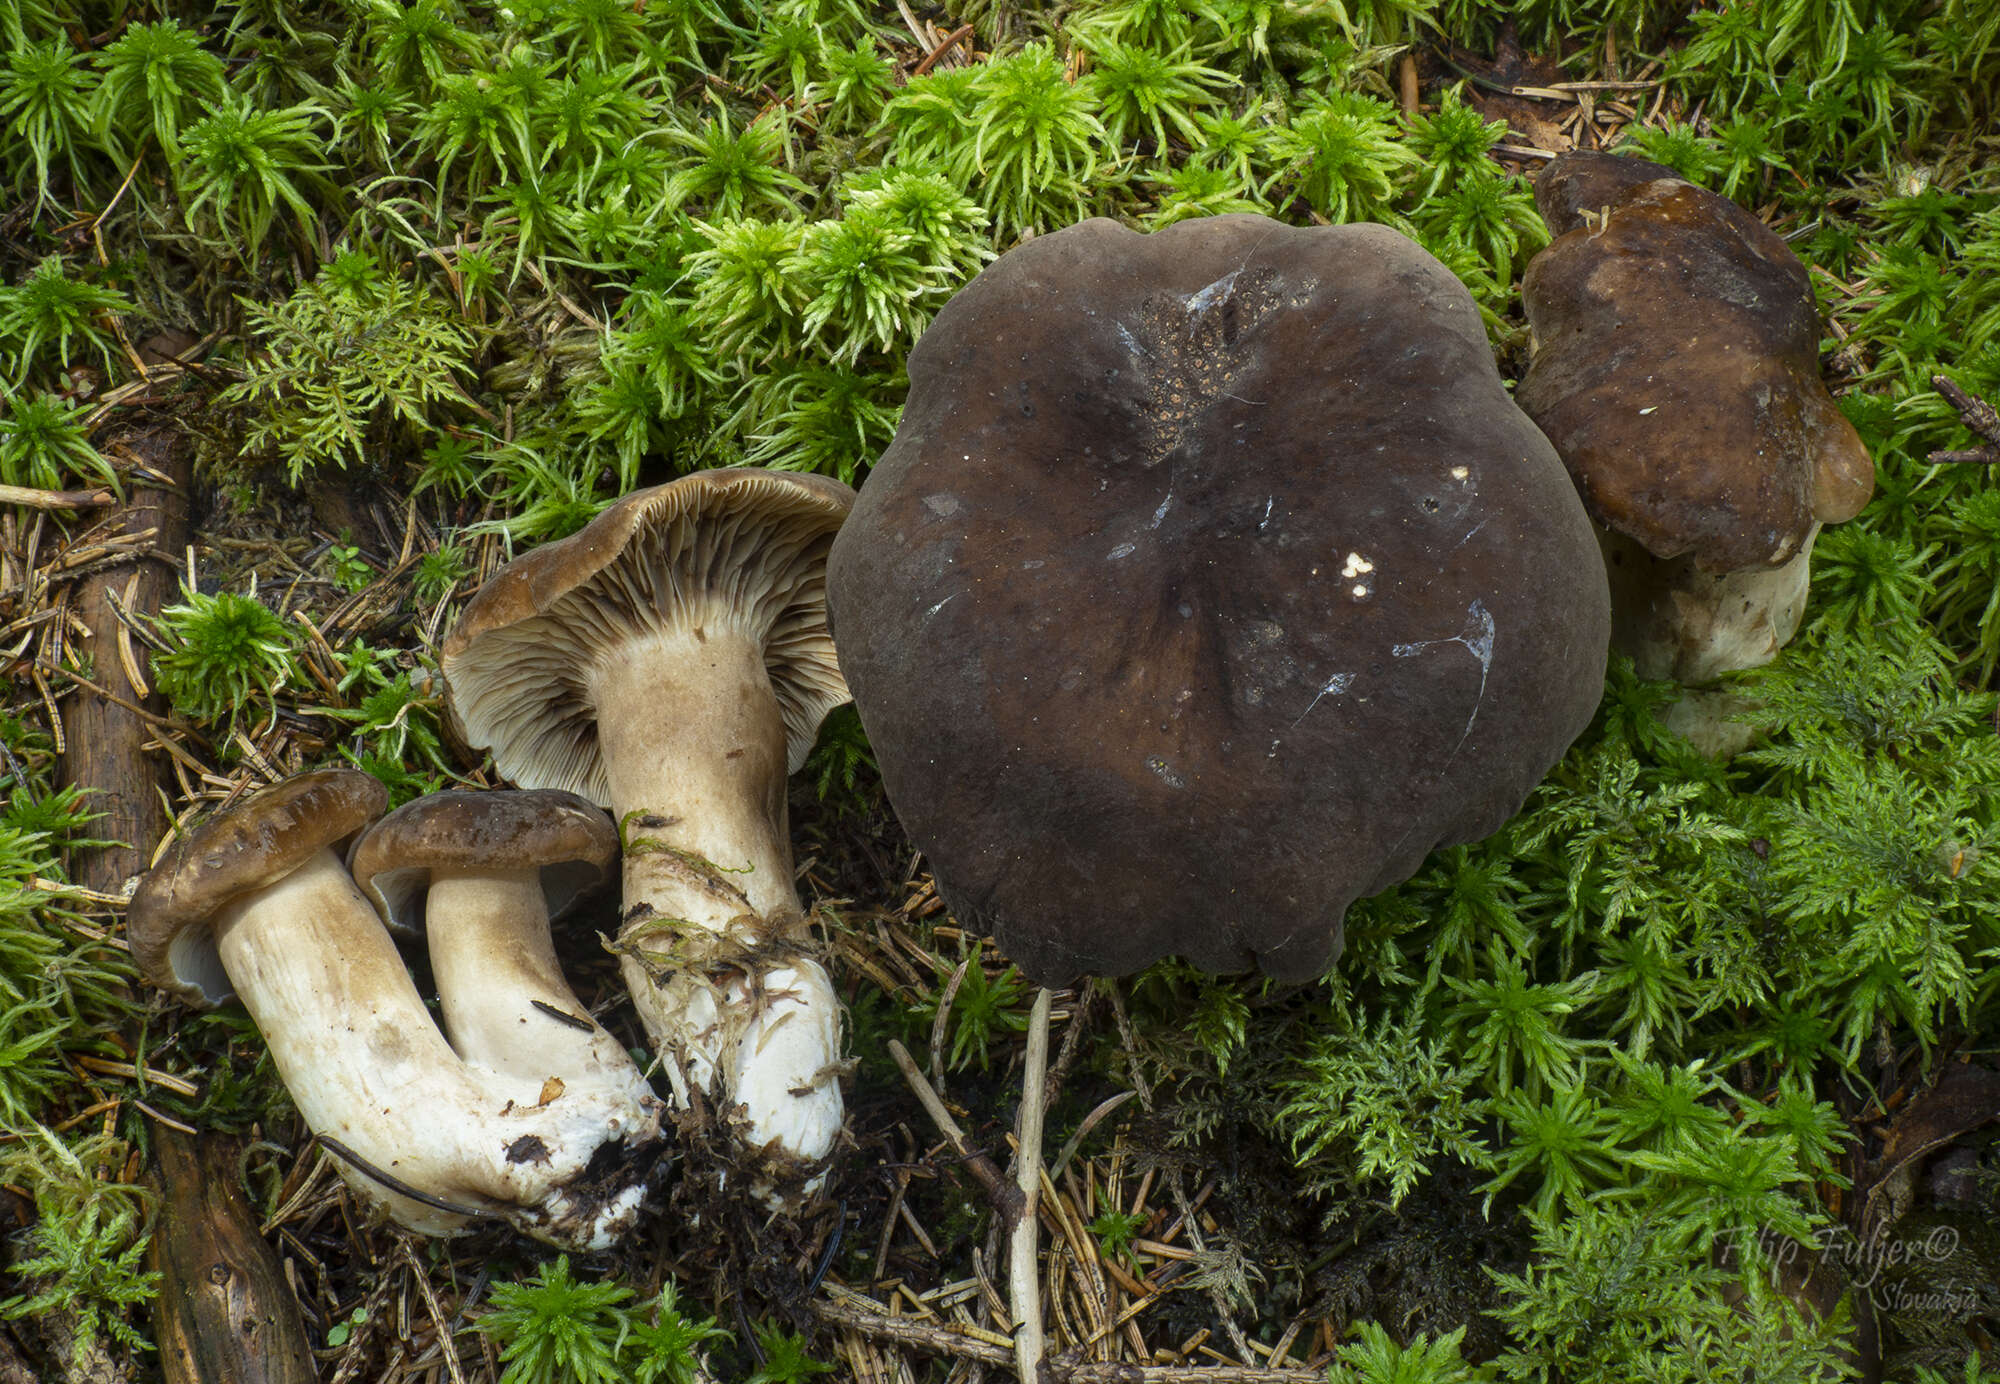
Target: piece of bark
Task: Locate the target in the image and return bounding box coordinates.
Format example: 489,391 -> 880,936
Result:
56,414 -> 191,896
7,1310 -> 132,1384
1861,1060 -> 2000,1239
0,1328 -> 51,1384
151,1125 -> 318,1384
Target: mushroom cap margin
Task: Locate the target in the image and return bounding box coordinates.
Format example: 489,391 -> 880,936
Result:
346,788 -> 620,933
127,769 -> 389,1007
440,470 -> 857,804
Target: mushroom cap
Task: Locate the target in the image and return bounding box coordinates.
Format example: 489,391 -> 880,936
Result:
128,770 -> 389,1007
346,789 -> 620,933
826,214 -> 1610,987
440,471 -> 856,802
1517,151 -> 1875,573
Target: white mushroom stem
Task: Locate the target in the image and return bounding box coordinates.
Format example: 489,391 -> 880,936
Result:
1601,524 -> 1819,757
210,848 -> 653,1249
425,868 -> 662,1117
588,624 -> 844,1185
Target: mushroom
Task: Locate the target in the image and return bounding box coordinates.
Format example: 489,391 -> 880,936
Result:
828,213 -> 1610,1377
438,471 -> 854,1205
827,213 -> 1611,988
1515,151 -> 1876,751
345,788 -> 662,1125
128,771 -> 660,1249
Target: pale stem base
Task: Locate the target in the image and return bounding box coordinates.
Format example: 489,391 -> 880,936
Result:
213,849 -> 652,1248
590,626 -> 845,1190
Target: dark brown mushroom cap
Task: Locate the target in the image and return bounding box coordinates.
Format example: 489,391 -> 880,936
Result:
128,770 -> 389,1007
346,789 -> 619,933
826,214 -> 1610,987
440,471 -> 856,802
1517,151 -> 1875,573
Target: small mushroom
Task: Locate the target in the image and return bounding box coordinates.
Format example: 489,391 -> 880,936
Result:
439,471 -> 854,1206
128,771 -> 658,1249
345,788 -> 662,1126
1516,151 -> 1876,750
828,213 -> 1610,988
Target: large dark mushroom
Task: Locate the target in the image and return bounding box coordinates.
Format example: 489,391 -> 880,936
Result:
827,213 -> 1611,990
830,213 -> 1611,1378
1515,151 -> 1875,745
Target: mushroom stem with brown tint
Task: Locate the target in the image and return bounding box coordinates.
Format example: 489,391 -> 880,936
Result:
440,472 -> 857,1207
591,626 -> 843,1155
345,789 -> 665,1171
129,772 -> 659,1250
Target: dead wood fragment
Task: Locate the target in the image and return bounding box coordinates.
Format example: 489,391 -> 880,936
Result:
151,1124 -> 319,1384
1861,1059 -> 2000,1237
1929,375 -> 2000,465
53,414 -> 190,896
0,485 -> 115,512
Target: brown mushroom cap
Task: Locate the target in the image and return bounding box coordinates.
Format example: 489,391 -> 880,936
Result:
440,471 -> 855,802
346,790 -> 619,932
1517,151 -> 1875,573
827,214 -> 1611,987
128,770 -> 389,1007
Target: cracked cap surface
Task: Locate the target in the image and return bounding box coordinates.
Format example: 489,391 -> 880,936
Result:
827,214 -> 1611,986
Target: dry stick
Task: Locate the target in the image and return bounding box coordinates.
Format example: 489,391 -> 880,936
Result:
397,1238 -> 470,1384
930,950 -> 974,1092
1930,375 -> 2000,465
55,417 -> 189,893
0,483 -> 115,510
888,1039 -> 1011,1201
815,1296 -> 1015,1365
1011,987 -> 1054,1383
912,22 -> 974,76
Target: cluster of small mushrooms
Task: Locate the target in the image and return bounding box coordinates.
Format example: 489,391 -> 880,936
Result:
132,471 -> 858,1246
127,155 -> 1873,1311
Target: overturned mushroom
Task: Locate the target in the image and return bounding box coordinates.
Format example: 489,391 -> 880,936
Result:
1516,151 -> 1875,750
829,213 -> 1611,987
128,771 -> 659,1249
345,788 -> 662,1132
439,472 -> 853,1206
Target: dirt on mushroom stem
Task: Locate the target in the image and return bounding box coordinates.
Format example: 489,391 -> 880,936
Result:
207,847 -> 656,1249
589,625 -> 844,1208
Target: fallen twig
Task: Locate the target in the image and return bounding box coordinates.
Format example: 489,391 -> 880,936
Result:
887,1038 -> 1010,1202
1929,375 -> 2000,465
0,484 -> 116,511
1011,986 -> 1053,1382
814,1293 -> 1014,1364
912,22 -> 974,75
